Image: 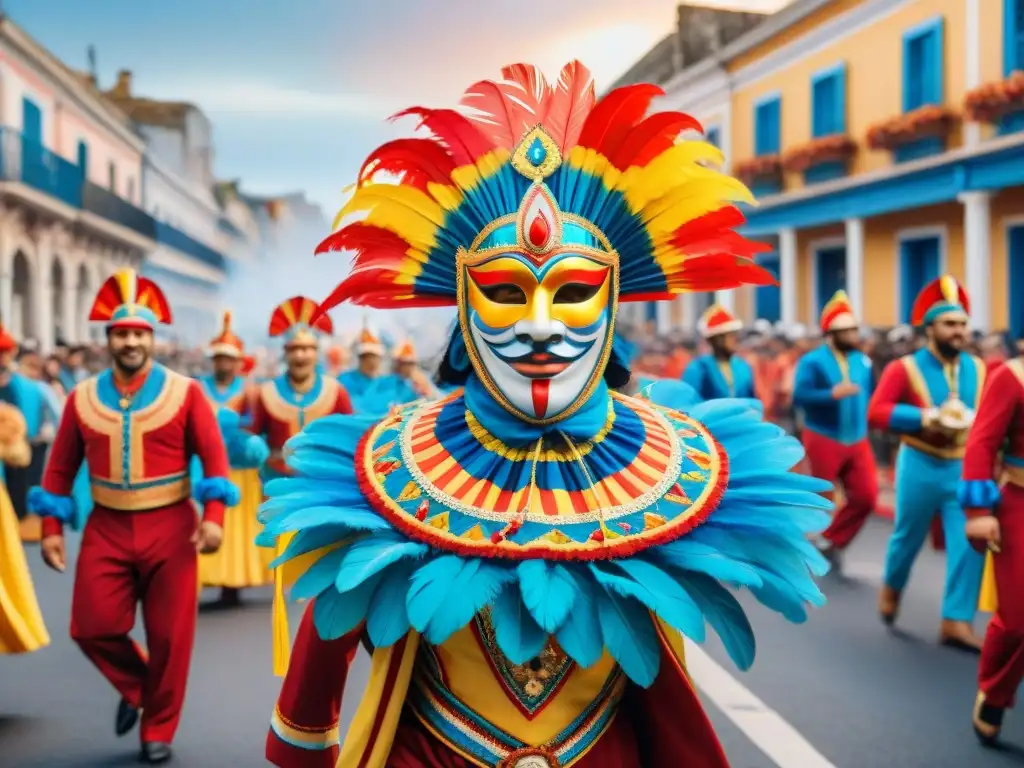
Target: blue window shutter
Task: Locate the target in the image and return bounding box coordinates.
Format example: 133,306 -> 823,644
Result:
928,20 -> 945,104
1008,0 -> 1024,75
834,66 -> 847,133
706,126 -> 720,148
755,97 -> 781,156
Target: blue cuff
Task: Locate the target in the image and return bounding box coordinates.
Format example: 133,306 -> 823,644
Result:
889,404 -> 924,433
27,486 -> 77,523
227,433 -> 270,469
194,476 -> 241,507
957,479 -> 1001,510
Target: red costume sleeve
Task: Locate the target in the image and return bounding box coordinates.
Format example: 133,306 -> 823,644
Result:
868,359 -> 920,432
335,385 -> 353,416
250,388 -> 268,437
186,382 -> 232,528
39,390 -> 86,538
266,603 -> 361,768
961,365 -> 1022,518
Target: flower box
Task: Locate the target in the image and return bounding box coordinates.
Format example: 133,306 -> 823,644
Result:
964,71 -> 1024,124
865,105 -> 959,152
781,135 -> 857,174
733,154 -> 782,186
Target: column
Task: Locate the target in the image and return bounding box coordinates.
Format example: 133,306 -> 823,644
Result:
844,218 -> 865,321
656,300 -> 672,336
714,289 -> 736,313
964,0 -> 982,148
0,213 -> 11,326
959,191 -> 992,331
34,230 -> 55,352
779,227 -> 798,326
61,263 -> 78,344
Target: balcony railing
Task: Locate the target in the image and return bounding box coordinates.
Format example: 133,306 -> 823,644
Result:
0,128 -> 84,208
0,128 -> 228,273
155,221 -> 227,270
82,181 -> 157,240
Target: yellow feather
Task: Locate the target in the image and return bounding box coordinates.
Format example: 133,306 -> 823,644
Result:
639,180 -> 752,237
339,187 -> 445,251
940,275 -> 959,305
618,142 -> 726,211
427,182 -> 464,212
451,163 -> 482,193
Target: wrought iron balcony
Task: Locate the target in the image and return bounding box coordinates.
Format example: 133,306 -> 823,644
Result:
81,181 -> 157,240
155,221 -> 226,270
0,129 -> 83,208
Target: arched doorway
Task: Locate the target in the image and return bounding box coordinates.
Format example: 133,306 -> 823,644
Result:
11,251 -> 32,341
51,258 -> 66,343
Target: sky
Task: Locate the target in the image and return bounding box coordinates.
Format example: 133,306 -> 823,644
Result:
8,0 -> 792,216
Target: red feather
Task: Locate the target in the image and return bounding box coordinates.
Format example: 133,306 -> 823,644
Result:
608,111 -> 703,170
576,84 -> 664,157
460,78 -> 537,150
316,223 -> 411,257
357,138 -> 457,190
499,63 -> 550,114
391,108 -> 495,167
542,60 -> 596,152
669,207 -> 748,244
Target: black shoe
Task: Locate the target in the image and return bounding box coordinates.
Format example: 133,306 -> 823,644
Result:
139,742 -> 172,764
116,698 -> 140,737
218,587 -> 242,607
973,692 -> 1004,747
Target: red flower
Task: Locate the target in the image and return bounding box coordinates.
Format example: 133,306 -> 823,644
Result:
733,154 -> 782,183
964,71 -> 1024,123
865,106 -> 959,151
781,135 -> 858,173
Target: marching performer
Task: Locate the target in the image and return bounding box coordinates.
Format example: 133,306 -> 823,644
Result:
338,327 -> 384,410
682,303 -> 757,400
364,339 -> 436,413
868,275 -> 986,650
793,291 -> 877,566
29,269 -> 236,764
262,60 -> 828,767
0,397 -> 49,655
961,349 -> 1024,744
197,311 -> 272,606
250,296 -> 353,674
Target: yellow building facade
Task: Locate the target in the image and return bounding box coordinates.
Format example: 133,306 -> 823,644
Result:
650,0 -> 1024,334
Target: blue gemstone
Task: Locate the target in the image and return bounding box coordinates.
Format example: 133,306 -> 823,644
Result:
526,136 -> 547,166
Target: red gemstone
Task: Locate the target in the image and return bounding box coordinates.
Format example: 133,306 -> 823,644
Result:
416,501 -> 429,521
589,529 -> 605,543
490,532 -> 504,544
527,212 -> 550,248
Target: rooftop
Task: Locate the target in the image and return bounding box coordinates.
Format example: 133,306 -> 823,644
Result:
102,70 -> 196,128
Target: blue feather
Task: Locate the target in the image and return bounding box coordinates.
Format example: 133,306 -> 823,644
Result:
592,561 -> 705,642
729,471 -> 832,495
750,572 -> 812,623
290,546 -> 352,600
335,532 -> 428,591
679,573 -> 756,670
490,582 -> 549,665
312,576 -> 383,640
651,539 -> 763,588
595,588 -> 660,687
269,524 -> 353,568
259,486 -> 367,520
554,566 -> 604,668
288,452 -> 358,481
727,438 -> 805,472
262,506 -> 392,537
406,556 -> 516,645
366,562 -> 415,647
517,560 -> 577,633
724,486 -> 833,510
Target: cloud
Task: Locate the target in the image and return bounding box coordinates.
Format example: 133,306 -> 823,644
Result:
142,79 -> 409,118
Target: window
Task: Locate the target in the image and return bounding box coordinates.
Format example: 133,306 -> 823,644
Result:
811,64 -> 846,137
754,95 -> 781,156
126,177 -> 135,202
1007,0 -> 1024,75
77,140 -> 89,177
21,98 -> 42,145
900,235 -> 941,323
108,161 -> 117,192
705,126 -> 721,148
902,18 -> 944,113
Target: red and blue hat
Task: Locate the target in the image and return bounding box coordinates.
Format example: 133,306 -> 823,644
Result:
269,296 -> 333,348
89,269 -> 172,331
910,275 -> 969,327
819,290 -> 858,333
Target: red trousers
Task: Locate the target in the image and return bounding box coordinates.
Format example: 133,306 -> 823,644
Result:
979,484 -> 1024,708
802,430 -> 879,550
70,502 -> 199,744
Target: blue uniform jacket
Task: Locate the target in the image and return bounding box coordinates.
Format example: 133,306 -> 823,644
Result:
793,345 -> 873,444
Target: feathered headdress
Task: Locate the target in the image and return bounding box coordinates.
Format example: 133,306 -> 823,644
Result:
0,314 -> 17,353
314,60 -> 773,314
911,275 -> 969,326
354,327 -> 384,356
269,296 -> 333,348
820,290 -> 858,333
208,310 -> 245,358
698,303 -> 743,338
392,339 -> 417,362
89,268 -> 172,331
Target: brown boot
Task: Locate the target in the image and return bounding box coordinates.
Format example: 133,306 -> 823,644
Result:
972,691 -> 1003,746
19,514 -> 42,543
878,585 -> 900,626
939,620 -> 984,653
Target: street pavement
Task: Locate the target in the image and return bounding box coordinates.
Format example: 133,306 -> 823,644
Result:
3,518 -> 1024,767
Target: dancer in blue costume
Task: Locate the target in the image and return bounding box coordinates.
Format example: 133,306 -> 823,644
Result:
869,275 -> 987,651
338,327 -> 384,411
683,303 -> 757,400
261,60 -> 830,768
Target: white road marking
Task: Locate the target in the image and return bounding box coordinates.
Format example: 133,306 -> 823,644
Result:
684,640 -> 839,768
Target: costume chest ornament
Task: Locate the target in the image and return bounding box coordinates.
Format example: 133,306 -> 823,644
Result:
354,392 -> 728,560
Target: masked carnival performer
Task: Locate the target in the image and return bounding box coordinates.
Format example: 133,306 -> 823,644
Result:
793,291 -> 876,568
28,269 -> 237,765
0,395 -> 50,655
339,327 -> 385,410
960,349 -> 1024,744
197,311 -> 273,606
868,275 -> 986,650
261,60 -> 831,768
251,296 -> 353,673
682,303 -> 757,400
